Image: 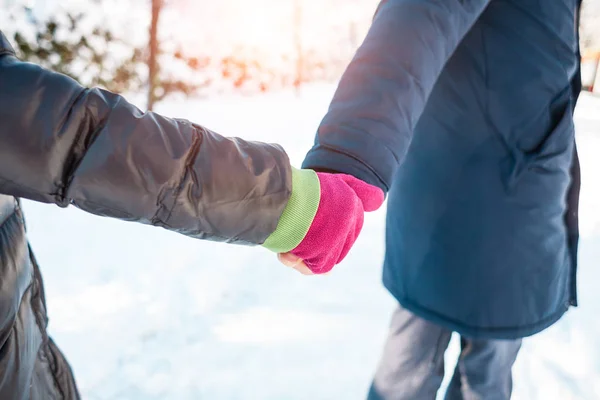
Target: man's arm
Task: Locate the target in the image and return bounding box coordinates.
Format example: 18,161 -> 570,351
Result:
303,0 -> 491,191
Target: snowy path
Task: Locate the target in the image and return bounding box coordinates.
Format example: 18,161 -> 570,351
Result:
20,87 -> 600,399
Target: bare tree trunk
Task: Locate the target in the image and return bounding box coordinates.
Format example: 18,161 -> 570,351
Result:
293,0 -> 303,96
147,0 -> 162,111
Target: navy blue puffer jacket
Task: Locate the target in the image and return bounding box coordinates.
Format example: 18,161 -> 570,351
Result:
303,0 -> 582,339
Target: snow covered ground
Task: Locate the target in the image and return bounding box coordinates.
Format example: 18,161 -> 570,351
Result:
20,86 -> 600,399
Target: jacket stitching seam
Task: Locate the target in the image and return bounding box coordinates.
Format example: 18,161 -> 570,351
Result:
60,89 -> 109,204
29,251 -> 66,399
56,88 -> 90,203
154,123 -> 203,225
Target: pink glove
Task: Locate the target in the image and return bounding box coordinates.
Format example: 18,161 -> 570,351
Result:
263,168 -> 384,274
290,173 -> 384,273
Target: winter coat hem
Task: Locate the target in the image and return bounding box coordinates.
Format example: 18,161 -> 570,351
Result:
384,278 -> 570,340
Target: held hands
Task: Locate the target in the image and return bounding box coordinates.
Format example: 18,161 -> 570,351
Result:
278,253 -> 314,275
263,168 -> 384,275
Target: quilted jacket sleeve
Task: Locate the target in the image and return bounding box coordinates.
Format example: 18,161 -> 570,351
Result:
302,0 -> 491,191
0,33 -> 291,245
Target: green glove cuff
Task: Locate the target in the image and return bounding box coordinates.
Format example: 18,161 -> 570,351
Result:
262,167 -> 321,253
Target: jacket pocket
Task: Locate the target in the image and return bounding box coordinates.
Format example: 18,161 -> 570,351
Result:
525,98 -> 575,173
502,91 -> 574,193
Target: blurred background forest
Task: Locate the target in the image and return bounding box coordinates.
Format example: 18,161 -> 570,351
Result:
2,0 -> 599,111
1,0 -> 380,110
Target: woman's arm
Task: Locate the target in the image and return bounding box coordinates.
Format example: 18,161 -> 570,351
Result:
303,0 -> 491,191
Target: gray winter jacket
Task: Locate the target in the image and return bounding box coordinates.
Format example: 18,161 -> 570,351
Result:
0,31 -> 291,398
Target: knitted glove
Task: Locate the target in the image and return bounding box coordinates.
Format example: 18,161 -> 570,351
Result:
263,168 -> 384,274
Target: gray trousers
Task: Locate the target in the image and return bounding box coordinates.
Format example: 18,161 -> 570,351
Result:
367,306 -> 522,400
